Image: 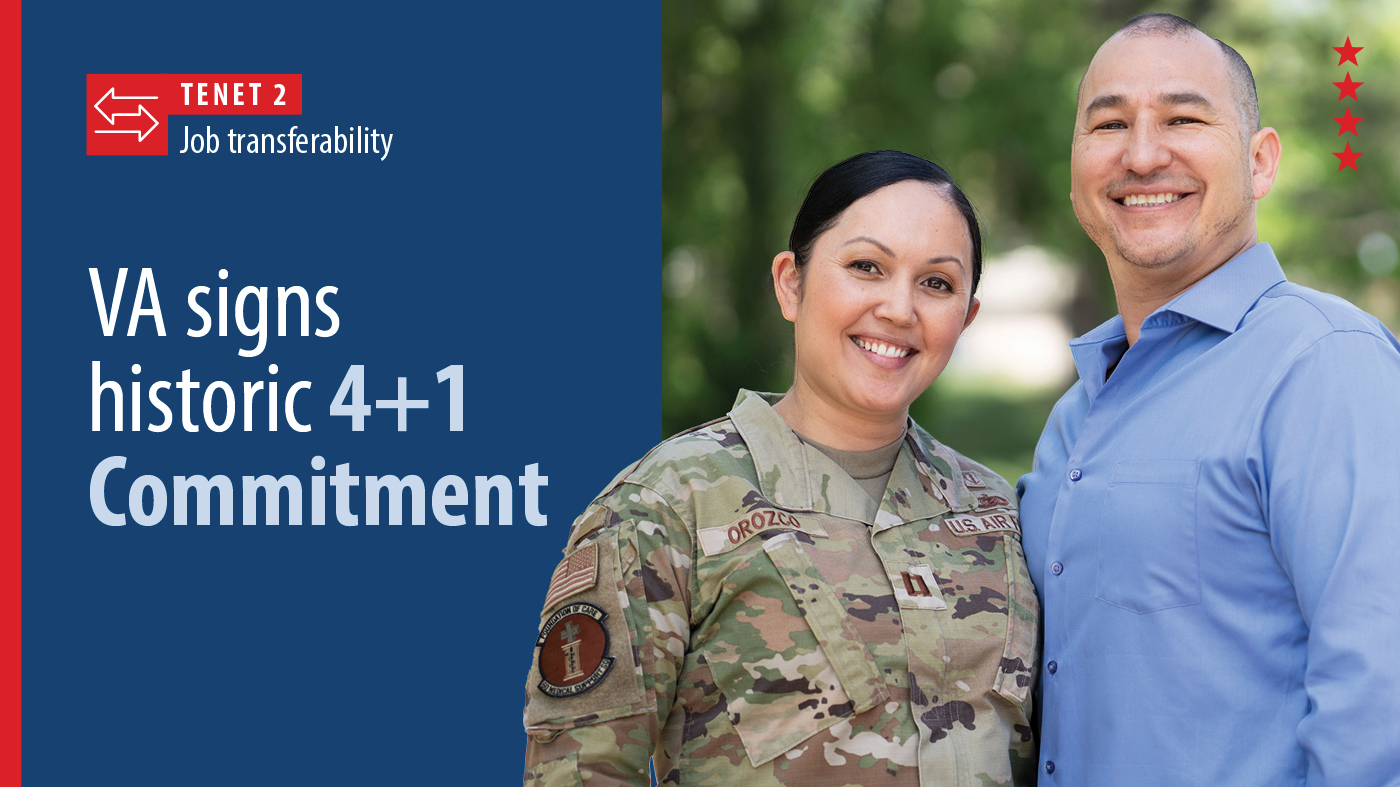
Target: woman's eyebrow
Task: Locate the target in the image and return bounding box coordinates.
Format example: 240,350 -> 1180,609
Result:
842,235 -> 895,257
926,255 -> 965,270
842,235 -> 965,270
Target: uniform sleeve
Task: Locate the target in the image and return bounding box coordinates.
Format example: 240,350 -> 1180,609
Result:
1255,330 -> 1400,787
522,486 -> 694,787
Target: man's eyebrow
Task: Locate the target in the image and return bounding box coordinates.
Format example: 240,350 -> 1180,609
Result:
1084,93 -> 1125,116
1158,91 -> 1214,110
1084,91 -> 1216,118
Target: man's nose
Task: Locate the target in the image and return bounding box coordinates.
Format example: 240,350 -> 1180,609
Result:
1121,123 -> 1172,175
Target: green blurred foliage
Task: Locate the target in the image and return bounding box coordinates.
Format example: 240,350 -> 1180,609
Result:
663,0 -> 1400,479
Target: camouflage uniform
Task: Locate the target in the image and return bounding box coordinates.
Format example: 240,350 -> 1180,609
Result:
524,391 -> 1039,786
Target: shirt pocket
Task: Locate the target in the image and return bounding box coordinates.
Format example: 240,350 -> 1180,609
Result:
699,530 -> 888,767
1095,460 -> 1201,613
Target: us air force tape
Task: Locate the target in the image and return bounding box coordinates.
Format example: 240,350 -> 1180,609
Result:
944,510 -> 1021,536
535,602 -> 614,698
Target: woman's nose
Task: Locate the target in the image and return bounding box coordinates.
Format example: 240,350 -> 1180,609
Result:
872,282 -> 917,326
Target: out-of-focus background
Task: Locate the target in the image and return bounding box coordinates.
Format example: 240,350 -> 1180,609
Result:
662,0 -> 1400,482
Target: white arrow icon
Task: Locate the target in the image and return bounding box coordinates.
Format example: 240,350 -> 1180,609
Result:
92,87 -> 161,142
93,104 -> 160,141
93,87 -> 158,123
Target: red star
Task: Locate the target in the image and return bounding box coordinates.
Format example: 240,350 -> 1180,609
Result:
1333,36 -> 1363,66
1333,142 -> 1363,171
1333,107 -> 1363,136
1333,72 -> 1364,101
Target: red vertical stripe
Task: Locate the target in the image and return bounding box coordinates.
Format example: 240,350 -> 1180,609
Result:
1,0 -> 21,782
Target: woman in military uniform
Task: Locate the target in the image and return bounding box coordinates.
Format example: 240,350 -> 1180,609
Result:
524,150 -> 1039,786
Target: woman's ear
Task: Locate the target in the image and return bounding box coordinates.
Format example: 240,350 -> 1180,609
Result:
962,296 -> 980,331
772,251 -> 802,322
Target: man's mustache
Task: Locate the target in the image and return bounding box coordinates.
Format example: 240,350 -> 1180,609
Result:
1106,176 -> 1201,197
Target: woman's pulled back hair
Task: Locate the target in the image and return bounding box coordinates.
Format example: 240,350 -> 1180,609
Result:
789,150 -> 983,294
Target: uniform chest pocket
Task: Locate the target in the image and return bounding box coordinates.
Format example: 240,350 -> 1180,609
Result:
698,531 -> 889,766
914,521 -> 1039,712
1096,460 -> 1201,613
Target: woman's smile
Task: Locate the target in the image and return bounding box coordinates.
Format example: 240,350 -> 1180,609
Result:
852,335 -> 915,361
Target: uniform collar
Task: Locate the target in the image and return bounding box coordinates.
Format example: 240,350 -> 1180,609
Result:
728,390 -> 973,529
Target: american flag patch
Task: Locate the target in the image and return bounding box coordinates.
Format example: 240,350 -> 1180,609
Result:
542,542 -> 599,611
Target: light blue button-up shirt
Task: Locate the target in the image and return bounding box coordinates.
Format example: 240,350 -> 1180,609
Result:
1019,243 -> 1400,787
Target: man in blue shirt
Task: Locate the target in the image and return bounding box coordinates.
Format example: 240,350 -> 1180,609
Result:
1019,13 -> 1400,787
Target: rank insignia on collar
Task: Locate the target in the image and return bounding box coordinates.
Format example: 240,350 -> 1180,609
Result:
891,564 -> 947,610
536,602 -> 614,698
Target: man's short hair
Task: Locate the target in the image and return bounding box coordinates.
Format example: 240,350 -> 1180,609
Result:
1084,13 -> 1261,132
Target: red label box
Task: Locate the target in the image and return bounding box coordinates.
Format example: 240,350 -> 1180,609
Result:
86,74 -> 303,156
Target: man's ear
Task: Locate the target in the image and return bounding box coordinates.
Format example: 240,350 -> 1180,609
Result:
1250,127 -> 1282,200
772,251 -> 802,322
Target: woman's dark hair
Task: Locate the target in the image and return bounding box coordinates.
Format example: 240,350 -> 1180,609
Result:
789,150 -> 983,295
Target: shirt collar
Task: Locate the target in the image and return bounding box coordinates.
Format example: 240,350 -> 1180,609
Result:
728,390 -> 970,527
1155,242 -> 1287,333
1068,243 -> 1287,395
1068,316 -> 1128,400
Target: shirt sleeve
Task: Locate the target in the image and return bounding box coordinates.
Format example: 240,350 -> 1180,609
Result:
522,488 -> 693,786
1254,329 -> 1400,787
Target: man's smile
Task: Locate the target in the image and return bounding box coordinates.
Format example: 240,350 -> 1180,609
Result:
1114,192 -> 1189,207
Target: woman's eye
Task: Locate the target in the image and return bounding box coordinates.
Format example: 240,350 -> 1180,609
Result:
924,277 -> 952,291
849,260 -> 877,273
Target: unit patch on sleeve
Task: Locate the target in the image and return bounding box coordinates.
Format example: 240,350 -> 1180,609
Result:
542,542 -> 598,611
944,511 -> 1021,537
961,471 -> 986,488
535,602 -> 615,698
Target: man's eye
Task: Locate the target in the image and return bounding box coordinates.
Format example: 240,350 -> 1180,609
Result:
1097,121 -> 1126,130
1170,117 -> 1201,125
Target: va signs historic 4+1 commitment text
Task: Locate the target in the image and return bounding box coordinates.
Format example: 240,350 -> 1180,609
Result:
85,267 -> 549,530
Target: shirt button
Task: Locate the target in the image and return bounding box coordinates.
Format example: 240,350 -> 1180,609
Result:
1047,660 -> 1057,674
1069,468 -> 1082,481
1051,561 -> 1063,575
1045,760 -> 1056,774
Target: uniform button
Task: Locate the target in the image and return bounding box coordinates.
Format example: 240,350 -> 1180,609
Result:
1051,561 -> 1063,575
1069,468 -> 1082,481
1045,760 -> 1056,774
1047,660 -> 1057,674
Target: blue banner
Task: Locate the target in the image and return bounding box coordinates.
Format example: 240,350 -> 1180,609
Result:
24,4 -> 658,783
